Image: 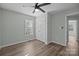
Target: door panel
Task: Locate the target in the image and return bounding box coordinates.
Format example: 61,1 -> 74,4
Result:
24,19 -> 34,41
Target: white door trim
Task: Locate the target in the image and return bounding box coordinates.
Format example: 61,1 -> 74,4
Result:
65,12 -> 79,46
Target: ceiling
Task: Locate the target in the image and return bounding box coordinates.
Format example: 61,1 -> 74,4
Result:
0,3 -> 79,17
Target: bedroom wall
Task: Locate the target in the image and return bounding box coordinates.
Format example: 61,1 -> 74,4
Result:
47,13 -> 52,44
50,7 -> 79,46
0,9 -> 2,48
0,8 -> 35,48
52,13 -> 66,46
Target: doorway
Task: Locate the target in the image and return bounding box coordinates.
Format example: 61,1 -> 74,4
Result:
68,20 -> 77,40
66,15 -> 79,55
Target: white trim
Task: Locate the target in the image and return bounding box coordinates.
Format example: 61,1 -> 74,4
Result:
0,40 -> 28,48
66,12 -> 79,17
65,12 -> 79,46
52,41 -> 66,46
0,39 -> 46,48
65,15 -> 68,46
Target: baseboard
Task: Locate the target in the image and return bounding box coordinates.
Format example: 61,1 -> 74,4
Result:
51,41 -> 66,46
0,39 -> 43,48
35,39 -> 47,44
35,39 -> 46,44
0,39 -> 66,48
0,40 -> 28,48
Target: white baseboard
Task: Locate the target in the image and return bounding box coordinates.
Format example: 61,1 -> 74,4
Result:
0,39 -> 66,49
0,40 -> 28,48
52,41 -> 66,46
0,39 -> 41,48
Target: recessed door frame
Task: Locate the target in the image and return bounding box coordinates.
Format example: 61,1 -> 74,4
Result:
65,12 -> 79,46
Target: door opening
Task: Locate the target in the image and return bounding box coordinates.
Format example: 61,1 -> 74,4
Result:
66,15 -> 79,55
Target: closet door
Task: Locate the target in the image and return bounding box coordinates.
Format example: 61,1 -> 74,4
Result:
24,19 -> 34,41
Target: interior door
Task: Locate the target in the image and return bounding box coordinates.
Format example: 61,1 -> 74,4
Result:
24,19 -> 34,41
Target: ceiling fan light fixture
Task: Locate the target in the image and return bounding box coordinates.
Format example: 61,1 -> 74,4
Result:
35,9 -> 39,11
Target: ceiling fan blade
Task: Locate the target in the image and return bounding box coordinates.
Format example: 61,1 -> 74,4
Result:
38,7 -> 45,13
33,9 -> 35,13
38,3 -> 51,7
36,3 -> 38,6
35,3 -> 38,7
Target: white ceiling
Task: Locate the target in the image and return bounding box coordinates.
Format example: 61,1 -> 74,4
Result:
0,3 -> 79,17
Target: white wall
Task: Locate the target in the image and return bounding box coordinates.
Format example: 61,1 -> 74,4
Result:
36,13 -> 47,44
0,8 -> 35,48
50,8 -> 79,46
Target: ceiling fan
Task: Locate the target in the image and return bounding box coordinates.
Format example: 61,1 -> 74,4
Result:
32,3 -> 51,13
23,3 -> 51,13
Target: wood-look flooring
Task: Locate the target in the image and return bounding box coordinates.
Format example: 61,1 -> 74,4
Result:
65,36 -> 79,56
0,39 -> 66,56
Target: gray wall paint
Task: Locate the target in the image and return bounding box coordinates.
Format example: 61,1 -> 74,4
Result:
0,8 -> 35,48
47,13 -> 52,44
1,7 -> 79,47
52,13 -> 66,46
50,8 -> 79,46
35,8 -> 79,46
0,9 -> 2,47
